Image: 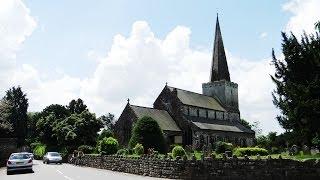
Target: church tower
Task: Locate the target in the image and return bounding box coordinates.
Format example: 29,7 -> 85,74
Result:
202,15 -> 239,113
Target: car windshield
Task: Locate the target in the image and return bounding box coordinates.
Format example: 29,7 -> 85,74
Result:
49,152 -> 60,156
10,154 -> 30,160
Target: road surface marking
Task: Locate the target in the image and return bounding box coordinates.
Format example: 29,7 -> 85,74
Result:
57,170 -> 63,175
64,175 -> 74,180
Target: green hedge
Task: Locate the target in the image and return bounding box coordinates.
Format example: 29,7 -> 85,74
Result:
234,147 -> 268,157
78,145 -> 94,154
100,137 -> 119,155
215,141 -> 233,154
172,146 -> 186,158
134,143 -> 144,155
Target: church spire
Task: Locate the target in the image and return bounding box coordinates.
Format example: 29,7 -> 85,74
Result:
210,14 -> 230,82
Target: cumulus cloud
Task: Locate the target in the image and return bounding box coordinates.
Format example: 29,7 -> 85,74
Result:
0,1 -> 283,133
75,21 -> 282,133
259,32 -> 268,39
283,0 -> 320,35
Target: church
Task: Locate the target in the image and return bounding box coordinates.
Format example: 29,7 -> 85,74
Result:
114,16 -> 255,148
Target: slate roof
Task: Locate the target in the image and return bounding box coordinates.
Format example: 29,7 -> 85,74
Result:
210,15 -> 230,82
167,86 -> 226,111
186,116 -> 254,134
130,105 -> 181,132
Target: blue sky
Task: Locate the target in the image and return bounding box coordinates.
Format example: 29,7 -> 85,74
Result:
21,0 -> 288,77
1,0 -> 320,134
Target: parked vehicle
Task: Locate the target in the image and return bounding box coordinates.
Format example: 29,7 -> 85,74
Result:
43,152 -> 62,164
6,153 -> 33,175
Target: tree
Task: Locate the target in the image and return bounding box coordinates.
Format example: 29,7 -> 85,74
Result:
271,31 -> 320,145
251,121 -> 262,136
0,99 -> 13,138
3,86 -> 29,146
98,129 -> 114,141
41,104 -> 70,119
128,116 -> 166,153
315,21 -> 320,32
239,119 -> 252,130
67,98 -> 87,114
98,113 -> 116,132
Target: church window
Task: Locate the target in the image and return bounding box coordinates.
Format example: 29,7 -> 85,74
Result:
197,109 -> 199,117
187,107 -> 190,115
206,110 -> 208,118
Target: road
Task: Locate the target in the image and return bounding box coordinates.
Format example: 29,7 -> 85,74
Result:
0,160 -> 166,180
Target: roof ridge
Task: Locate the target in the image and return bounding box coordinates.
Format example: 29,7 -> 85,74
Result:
130,104 -> 167,112
167,86 -> 216,98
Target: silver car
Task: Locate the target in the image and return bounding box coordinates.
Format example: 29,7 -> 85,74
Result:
6,153 -> 33,175
43,152 -> 62,164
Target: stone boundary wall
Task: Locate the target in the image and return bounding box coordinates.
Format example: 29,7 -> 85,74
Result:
68,154 -> 320,180
0,138 -> 17,167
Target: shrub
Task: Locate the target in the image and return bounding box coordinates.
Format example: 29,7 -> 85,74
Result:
134,143 -> 144,155
172,146 -> 186,158
116,148 -> 129,156
128,116 -> 166,153
98,129 -> 114,141
234,147 -> 268,157
78,145 -> 94,154
33,143 -> 46,159
215,141 -> 233,154
270,147 -> 281,154
100,137 -> 119,155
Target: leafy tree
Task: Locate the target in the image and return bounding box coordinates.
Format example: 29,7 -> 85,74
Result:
315,21 -> 320,32
41,104 -> 70,119
271,31 -> 320,145
99,137 -> 119,155
0,99 -> 13,138
3,86 -> 28,146
251,121 -> 262,136
67,98 -> 87,114
98,129 -> 114,141
98,113 -> 116,132
239,119 -> 252,130
26,112 -> 41,143
128,116 -> 166,153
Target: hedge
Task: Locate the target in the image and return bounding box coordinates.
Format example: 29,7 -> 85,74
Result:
100,137 -> 119,155
215,141 -> 233,154
234,147 -> 268,157
172,146 -> 186,158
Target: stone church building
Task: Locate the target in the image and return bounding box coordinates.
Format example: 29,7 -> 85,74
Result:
115,17 -> 255,148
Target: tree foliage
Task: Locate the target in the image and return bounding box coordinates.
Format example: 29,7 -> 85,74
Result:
67,98 -> 87,114
3,86 -> 29,146
239,119 -> 252,130
271,31 -> 320,145
129,116 -> 166,153
0,99 -> 13,137
30,98 -> 103,153
98,113 -> 116,132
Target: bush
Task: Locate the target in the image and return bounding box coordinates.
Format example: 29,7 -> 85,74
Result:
172,146 -> 186,158
100,137 -> 119,155
33,143 -> 46,159
116,148 -> 129,156
134,143 -> 144,155
128,116 -> 166,153
234,147 -> 268,157
215,141 -> 233,154
98,129 -> 114,141
78,145 -> 94,154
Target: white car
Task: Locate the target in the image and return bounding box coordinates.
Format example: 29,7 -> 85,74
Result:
43,152 -> 62,164
6,153 -> 33,175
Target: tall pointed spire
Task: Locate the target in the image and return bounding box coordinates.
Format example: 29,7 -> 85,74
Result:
210,14 -> 230,82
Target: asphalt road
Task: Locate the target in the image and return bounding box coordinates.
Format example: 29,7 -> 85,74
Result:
0,160 -> 166,180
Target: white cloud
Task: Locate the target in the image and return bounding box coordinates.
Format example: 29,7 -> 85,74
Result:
283,0 -> 320,35
259,32 -> 268,39
0,1 -> 282,134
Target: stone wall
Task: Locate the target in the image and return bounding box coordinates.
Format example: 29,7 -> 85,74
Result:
0,138 -> 17,166
69,154 -> 320,180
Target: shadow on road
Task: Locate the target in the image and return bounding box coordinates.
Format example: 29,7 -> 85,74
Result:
7,169 -> 34,175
